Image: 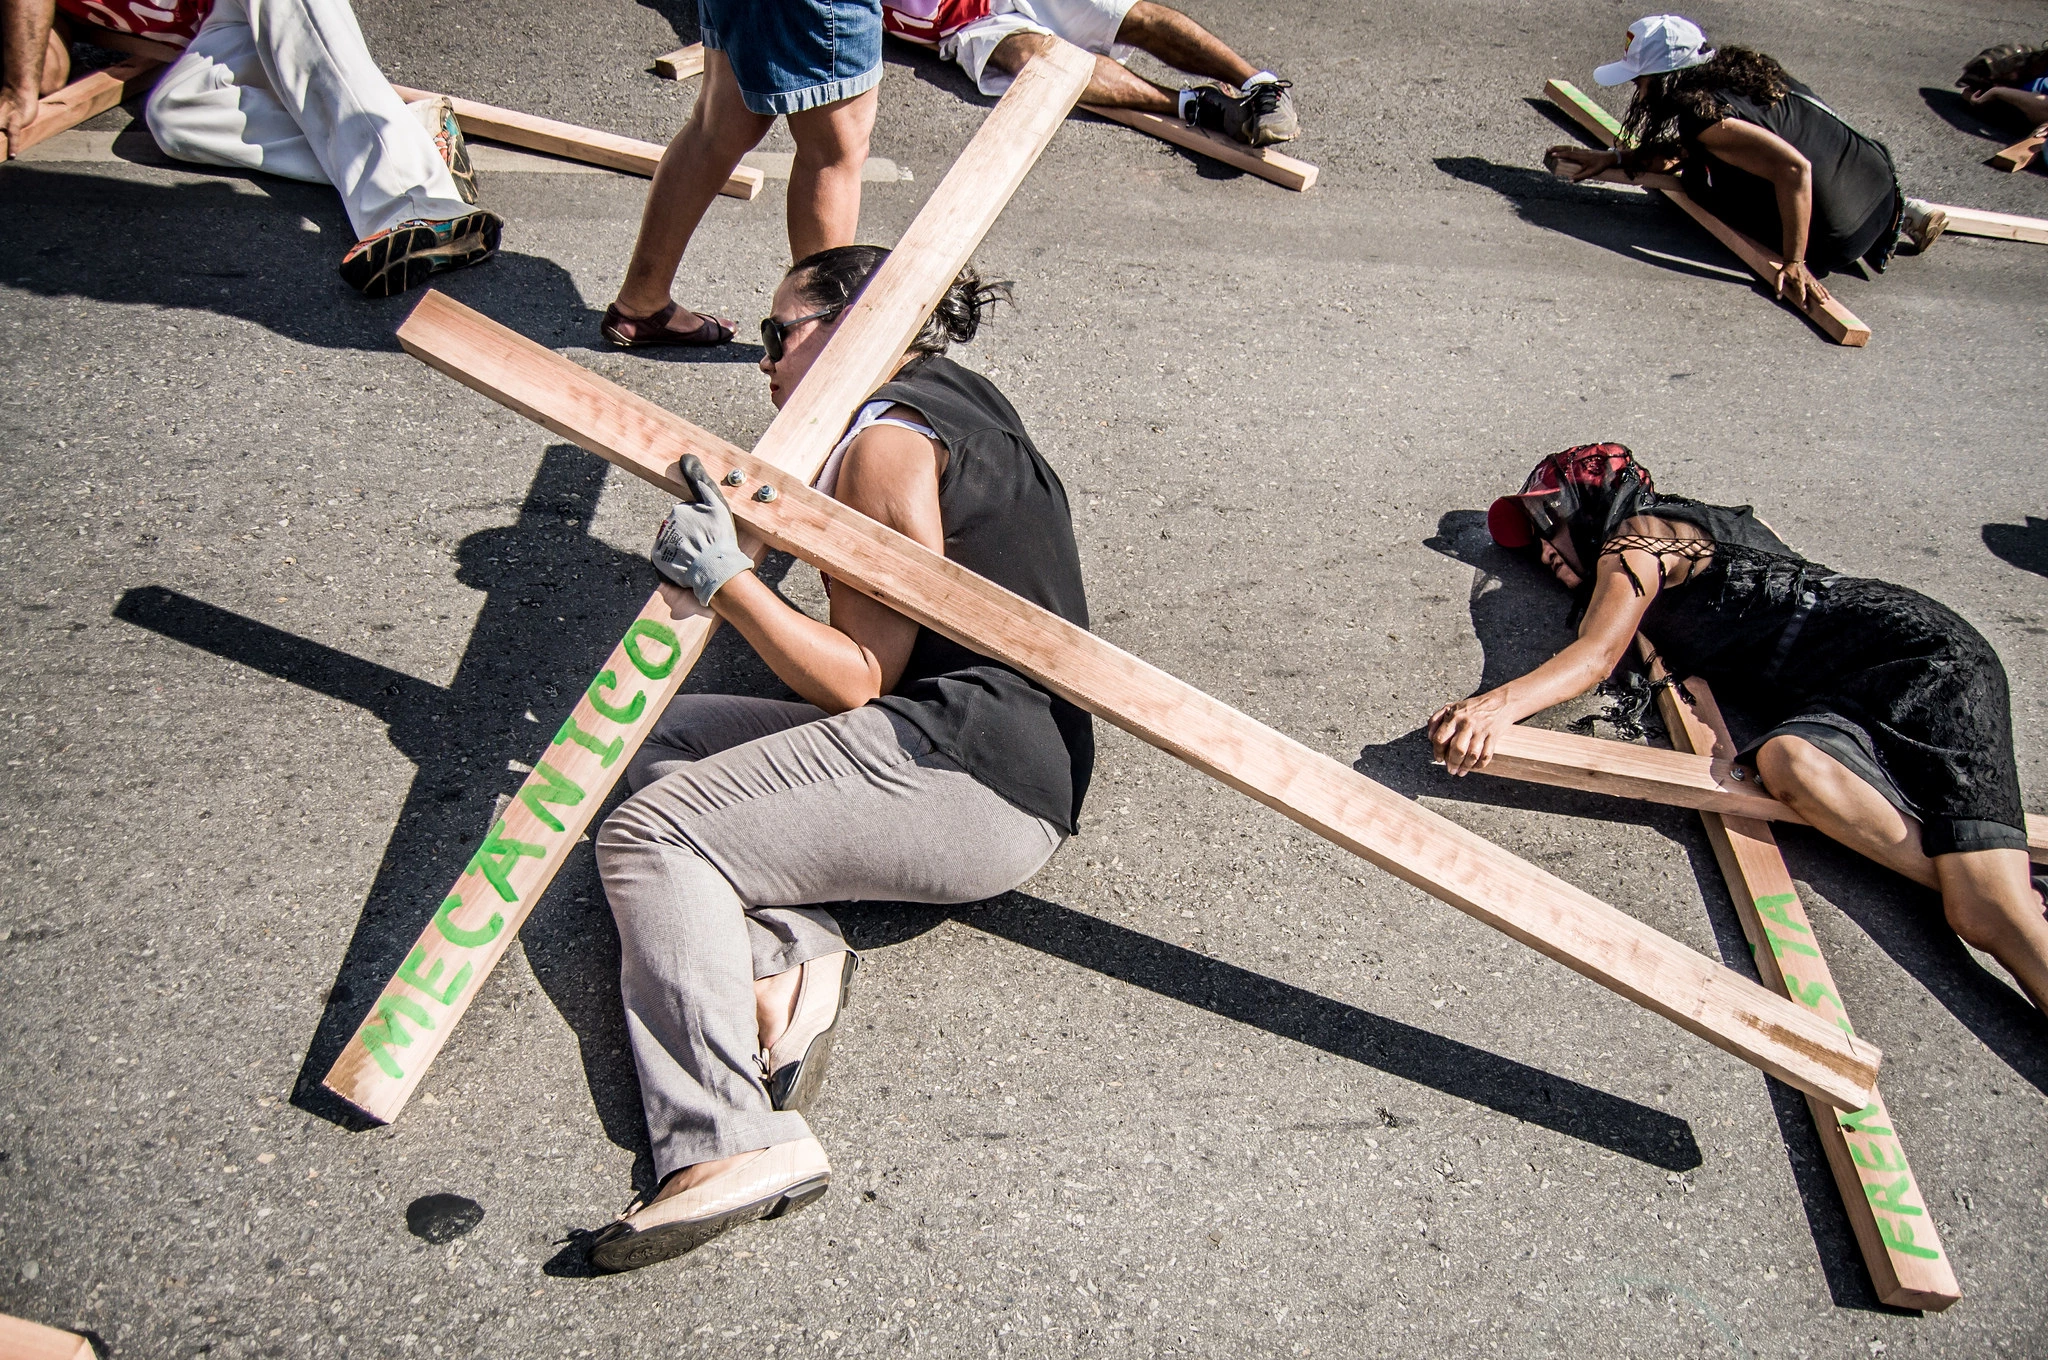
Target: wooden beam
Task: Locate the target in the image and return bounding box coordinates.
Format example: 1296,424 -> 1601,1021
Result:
0,1313 -> 96,1360
386,83 -> 763,200
394,290 -> 1884,1114
3,55 -> 160,159
1988,129 -> 2044,172
1471,725 -> 2048,864
1543,79 -> 1871,346
1080,103 -> 1317,190
1642,650 -> 1960,1309
322,42 -> 1101,1123
652,44 -> 705,81
1926,202 -> 2048,246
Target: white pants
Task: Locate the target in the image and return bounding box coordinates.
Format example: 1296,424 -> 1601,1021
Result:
143,0 -> 473,239
947,0 -> 1139,96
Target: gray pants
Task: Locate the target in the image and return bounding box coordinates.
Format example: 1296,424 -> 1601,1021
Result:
595,694 -> 1065,1177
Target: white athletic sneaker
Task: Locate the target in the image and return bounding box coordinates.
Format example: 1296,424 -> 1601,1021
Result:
1900,198 -> 1948,254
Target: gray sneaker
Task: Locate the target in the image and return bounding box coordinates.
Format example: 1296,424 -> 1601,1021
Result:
1900,198 -> 1948,254
1189,79 -> 1298,147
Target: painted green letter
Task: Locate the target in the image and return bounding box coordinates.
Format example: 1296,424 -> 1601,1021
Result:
397,947 -> 474,1006
1875,1216 -> 1941,1260
554,714 -> 623,768
432,893 -> 503,948
622,619 -> 681,680
358,993 -> 433,1080
586,669 -> 646,725
516,759 -> 587,833
466,819 -> 546,903
1837,1104 -> 1893,1137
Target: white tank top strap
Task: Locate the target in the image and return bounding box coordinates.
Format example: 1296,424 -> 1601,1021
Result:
814,399 -> 941,499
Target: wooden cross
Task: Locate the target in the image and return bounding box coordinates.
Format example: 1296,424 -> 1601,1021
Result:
320,45 -> 1877,1138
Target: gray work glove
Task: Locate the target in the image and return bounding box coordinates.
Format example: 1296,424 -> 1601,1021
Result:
652,455 -> 754,605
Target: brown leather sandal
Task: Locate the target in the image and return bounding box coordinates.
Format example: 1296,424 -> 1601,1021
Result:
600,301 -> 736,348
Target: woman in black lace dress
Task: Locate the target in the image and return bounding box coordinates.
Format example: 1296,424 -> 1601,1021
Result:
1429,444 -> 2048,1012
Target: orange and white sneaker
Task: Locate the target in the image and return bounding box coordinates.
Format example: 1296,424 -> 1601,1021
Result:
338,210 -> 502,298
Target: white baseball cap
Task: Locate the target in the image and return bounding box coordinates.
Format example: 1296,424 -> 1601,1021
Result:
1593,15 -> 1716,87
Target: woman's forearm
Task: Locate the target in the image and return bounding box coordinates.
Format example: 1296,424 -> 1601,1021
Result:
709,573 -> 884,714
1488,638 -> 1618,722
1776,165 -> 1813,267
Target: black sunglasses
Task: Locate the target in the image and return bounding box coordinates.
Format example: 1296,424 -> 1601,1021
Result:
760,304 -> 845,362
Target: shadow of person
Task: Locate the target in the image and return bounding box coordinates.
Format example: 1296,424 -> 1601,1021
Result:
628,0 -> 700,47
1436,155 -> 1786,287
111,444 -> 799,1151
0,162 -> 595,351
1983,516 -> 2048,578
1917,85 -> 2027,144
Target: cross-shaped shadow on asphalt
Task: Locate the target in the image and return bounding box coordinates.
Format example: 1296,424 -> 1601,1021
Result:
112,447 -> 1704,1208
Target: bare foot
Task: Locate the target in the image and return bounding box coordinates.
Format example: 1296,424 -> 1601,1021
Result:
755,966 -> 802,1049
652,1147 -> 766,1202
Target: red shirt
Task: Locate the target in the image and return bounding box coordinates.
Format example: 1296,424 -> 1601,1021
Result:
881,0 -> 992,47
56,0 -> 210,44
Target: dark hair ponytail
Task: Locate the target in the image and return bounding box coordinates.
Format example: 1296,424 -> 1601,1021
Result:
786,245 -> 1014,355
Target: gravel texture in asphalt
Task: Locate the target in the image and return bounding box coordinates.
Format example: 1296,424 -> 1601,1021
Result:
3,1 -> 2047,1356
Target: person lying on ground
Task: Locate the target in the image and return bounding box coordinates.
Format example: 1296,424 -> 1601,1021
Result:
0,0 -> 498,296
602,0 -> 881,350
1431,444 -> 2048,1016
1545,14 -> 1948,313
1957,42 -> 2048,133
585,246 -> 1093,1272
882,0 -> 1296,147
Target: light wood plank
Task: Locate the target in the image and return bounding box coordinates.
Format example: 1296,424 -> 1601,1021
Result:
0,1312 -> 96,1360
1543,79 -> 1871,346
1988,130 -> 2044,172
1472,725 -> 2047,864
323,43 -> 1100,1123
394,289 -> 1884,1113
1080,103 -> 1316,190
652,44 -> 705,81
1927,202 -> 2048,246
386,83 -> 763,199
4,56 -> 160,159
1643,650 -> 1960,1309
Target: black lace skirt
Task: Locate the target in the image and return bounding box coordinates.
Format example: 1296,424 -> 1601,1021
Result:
1719,577 -> 2027,856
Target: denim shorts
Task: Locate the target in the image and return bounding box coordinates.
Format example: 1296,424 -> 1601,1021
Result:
700,0 -> 884,116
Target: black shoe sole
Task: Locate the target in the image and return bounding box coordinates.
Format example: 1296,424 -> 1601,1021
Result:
766,956 -> 858,1114
587,1176 -> 829,1273
341,212 -> 502,299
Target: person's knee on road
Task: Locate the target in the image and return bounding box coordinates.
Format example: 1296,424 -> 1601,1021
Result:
1753,734 -> 1841,818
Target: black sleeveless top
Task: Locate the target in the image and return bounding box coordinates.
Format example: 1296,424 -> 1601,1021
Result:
860,355 -> 1094,833
1678,77 -> 1897,268
1619,496 -> 1837,687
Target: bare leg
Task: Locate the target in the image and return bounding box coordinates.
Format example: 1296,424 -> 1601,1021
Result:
783,83 -> 879,263
41,22 -> 70,95
1115,0 -> 1257,86
987,31 -> 1176,113
1934,848 -> 2048,1013
754,966 -> 801,1048
1755,735 -> 1939,890
613,48 -> 772,322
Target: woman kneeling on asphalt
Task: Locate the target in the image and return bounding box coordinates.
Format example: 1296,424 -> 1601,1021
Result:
588,246 -> 1093,1272
1546,15 -> 1949,312
1430,445 -> 2048,1019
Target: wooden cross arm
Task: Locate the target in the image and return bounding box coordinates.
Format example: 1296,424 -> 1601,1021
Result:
395,289 -> 1883,1112
1988,129 -> 2045,172
0,1313 -> 96,1360
4,55 -> 161,159
386,84 -> 763,200
1472,725 -> 2048,864
1079,104 -> 1317,190
1926,203 -> 2048,246
321,41 -> 1100,1123
1542,79 -> 1870,346
1638,650 -> 1960,1308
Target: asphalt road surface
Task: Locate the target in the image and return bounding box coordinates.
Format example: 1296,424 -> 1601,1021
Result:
4,0 -> 2047,1356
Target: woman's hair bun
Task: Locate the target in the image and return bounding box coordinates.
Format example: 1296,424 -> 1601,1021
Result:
787,245 -> 1014,356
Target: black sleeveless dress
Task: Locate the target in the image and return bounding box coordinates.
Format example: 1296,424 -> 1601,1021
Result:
1610,497 -> 2026,857
858,355 -> 1095,834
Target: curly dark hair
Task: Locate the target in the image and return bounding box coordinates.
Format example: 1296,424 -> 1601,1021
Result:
787,244 -> 1014,356
1619,45 -> 1792,166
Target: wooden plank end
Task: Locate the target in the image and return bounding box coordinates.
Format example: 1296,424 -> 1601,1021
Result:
719,163 -> 765,200
653,43 -> 705,81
